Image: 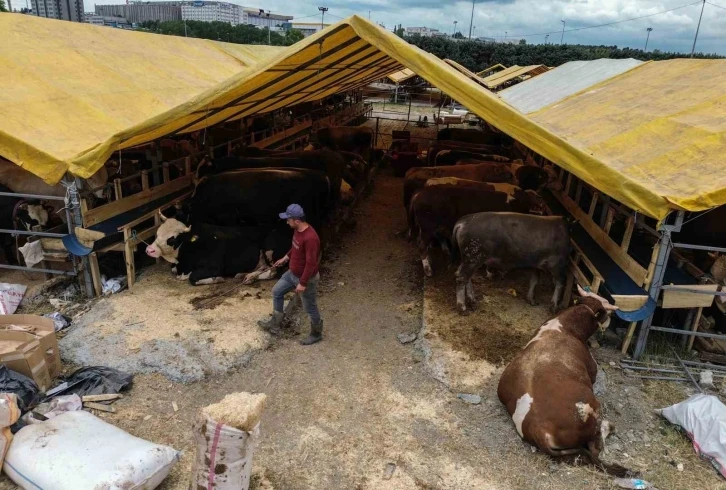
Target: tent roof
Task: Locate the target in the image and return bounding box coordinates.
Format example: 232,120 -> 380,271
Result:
444,59 -> 488,87
530,59 -> 726,216
386,68 -> 417,83
0,15 -> 285,183
1,15 -> 725,220
477,63 -> 506,76
483,65 -> 548,89
499,58 -> 645,114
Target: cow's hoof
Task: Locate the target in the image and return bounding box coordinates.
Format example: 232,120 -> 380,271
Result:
457,305 -> 469,315
528,299 -> 539,307
466,299 -> 478,310
171,266 -> 177,274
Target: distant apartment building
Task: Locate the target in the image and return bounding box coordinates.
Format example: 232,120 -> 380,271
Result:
95,2 -> 182,24
288,22 -> 330,37
244,8 -> 293,29
404,26 -> 440,37
32,0 -> 83,21
84,12 -> 134,28
182,1 -> 243,25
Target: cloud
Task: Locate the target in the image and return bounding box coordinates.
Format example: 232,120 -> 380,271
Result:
86,0 -> 726,54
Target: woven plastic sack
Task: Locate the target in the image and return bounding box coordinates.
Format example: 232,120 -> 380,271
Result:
4,410 -> 179,490
660,394 -> 726,478
190,414 -> 260,490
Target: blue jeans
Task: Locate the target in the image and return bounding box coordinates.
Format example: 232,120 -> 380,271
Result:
272,270 -> 321,323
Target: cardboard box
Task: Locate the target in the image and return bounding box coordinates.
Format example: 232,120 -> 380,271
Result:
0,315 -> 60,379
0,331 -> 51,391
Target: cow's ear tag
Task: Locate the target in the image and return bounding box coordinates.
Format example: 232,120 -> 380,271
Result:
190,235 -> 198,242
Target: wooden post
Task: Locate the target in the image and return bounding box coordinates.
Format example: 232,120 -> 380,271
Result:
185,157 -> 192,176
574,181 -> 583,207
162,163 -> 170,184
113,179 -> 122,201
621,215 -> 635,251
141,171 -> 149,191
622,322 -> 638,354
687,307 -> 704,351
89,252 -> 102,297
123,227 -> 135,290
588,192 -> 599,217
603,208 -> 615,234
153,213 -> 161,265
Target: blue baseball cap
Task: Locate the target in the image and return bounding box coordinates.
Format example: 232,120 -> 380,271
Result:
279,203 -> 305,219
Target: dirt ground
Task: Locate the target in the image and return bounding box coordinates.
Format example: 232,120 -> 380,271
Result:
2,172 -> 726,489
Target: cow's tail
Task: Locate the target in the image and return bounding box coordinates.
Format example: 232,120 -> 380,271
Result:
450,221 -> 464,265
579,449 -> 631,478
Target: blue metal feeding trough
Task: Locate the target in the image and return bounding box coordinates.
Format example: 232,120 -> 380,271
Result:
62,234 -> 93,256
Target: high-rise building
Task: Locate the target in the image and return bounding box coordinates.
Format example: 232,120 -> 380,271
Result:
32,0 -> 83,21
95,2 -> 183,24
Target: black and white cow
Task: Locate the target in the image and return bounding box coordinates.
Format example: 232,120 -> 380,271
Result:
0,184 -> 51,265
452,212 -> 570,314
145,213 -> 291,285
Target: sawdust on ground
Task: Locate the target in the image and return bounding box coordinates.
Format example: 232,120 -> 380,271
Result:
2,172 -> 726,490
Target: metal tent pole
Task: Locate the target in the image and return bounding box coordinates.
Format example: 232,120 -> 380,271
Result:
68,175 -> 95,298
633,211 -> 684,358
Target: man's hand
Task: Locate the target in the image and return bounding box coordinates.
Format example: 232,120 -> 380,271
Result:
274,255 -> 289,268
295,284 -> 306,293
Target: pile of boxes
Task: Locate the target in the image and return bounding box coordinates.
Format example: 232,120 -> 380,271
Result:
0,315 -> 61,391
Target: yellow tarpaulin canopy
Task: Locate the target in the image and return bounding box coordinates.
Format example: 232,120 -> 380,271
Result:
386,68 -> 416,83
1,14 -> 725,220
530,59 -> 726,216
0,15 -> 285,183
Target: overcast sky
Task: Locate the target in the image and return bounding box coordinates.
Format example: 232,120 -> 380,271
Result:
85,0 -> 726,55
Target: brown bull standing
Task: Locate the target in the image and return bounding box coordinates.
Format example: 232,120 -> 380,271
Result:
497,286 -> 632,477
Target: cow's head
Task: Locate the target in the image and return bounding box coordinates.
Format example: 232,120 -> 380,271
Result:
524,190 -> 547,215
15,203 -> 50,231
146,212 -> 190,263
194,157 -> 214,182
576,285 -> 619,332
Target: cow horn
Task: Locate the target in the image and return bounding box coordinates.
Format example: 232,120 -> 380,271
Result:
183,226 -> 192,233
159,210 -> 167,222
603,302 -> 619,311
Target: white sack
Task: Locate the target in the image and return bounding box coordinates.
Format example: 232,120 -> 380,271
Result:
18,241 -> 43,269
660,393 -> 726,478
4,410 -> 179,490
0,283 -> 26,315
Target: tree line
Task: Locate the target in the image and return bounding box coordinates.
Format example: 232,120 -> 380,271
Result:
402,34 -> 723,70
138,20 -> 305,46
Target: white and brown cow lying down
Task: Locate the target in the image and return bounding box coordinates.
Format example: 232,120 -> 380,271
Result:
497,286 -> 632,477
146,212 -> 291,285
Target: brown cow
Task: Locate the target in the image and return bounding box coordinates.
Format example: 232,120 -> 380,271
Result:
497,286 -> 630,477
428,142 -> 514,165
434,149 -> 510,166
403,163 -> 514,212
409,186 -> 540,277
0,159 -> 110,217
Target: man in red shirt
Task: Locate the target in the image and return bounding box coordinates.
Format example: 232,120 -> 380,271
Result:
258,204 -> 323,345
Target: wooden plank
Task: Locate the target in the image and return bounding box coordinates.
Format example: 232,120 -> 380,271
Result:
569,261 -> 590,289
621,215 -> 635,252
83,394 -> 123,402
124,227 -> 135,290
553,190 -> 648,285
99,225 -> 160,253
588,192 -> 599,218
162,163 -> 170,184
562,270 -> 575,308
84,176 -> 192,228
84,401 -> 116,413
119,191 -> 191,231
611,294 -> 649,310
662,284 -> 719,309
688,307 -> 704,351
114,179 -> 122,201
250,119 -> 312,149
699,351 -> 726,365
644,242 -> 660,289
185,156 -> 192,176
41,238 -> 66,252
89,252 -> 102,297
